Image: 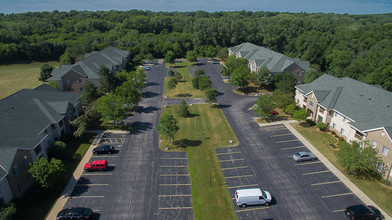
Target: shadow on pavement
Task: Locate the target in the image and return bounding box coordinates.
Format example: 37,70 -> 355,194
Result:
130,121 -> 153,134
143,91 -> 159,98
145,82 -> 160,87
138,106 -> 159,114
218,104 -> 232,109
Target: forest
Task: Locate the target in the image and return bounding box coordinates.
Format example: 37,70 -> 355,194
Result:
0,10 -> 392,90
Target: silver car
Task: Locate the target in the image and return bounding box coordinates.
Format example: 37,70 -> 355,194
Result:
293,151 -> 317,162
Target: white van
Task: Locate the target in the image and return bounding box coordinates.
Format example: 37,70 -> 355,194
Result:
235,188 -> 272,207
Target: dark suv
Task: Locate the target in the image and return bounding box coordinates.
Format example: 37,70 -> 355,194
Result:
93,145 -> 115,154
345,205 -> 382,220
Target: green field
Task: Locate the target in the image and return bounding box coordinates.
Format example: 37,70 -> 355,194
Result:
291,122 -> 392,217
163,67 -> 205,98
159,104 -> 238,220
0,61 -> 60,99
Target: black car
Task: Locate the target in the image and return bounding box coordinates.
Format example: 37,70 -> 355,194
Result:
93,145 -> 115,154
345,205 -> 382,220
57,207 -> 93,220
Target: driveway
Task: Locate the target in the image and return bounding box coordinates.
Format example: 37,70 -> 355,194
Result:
198,58 -> 365,219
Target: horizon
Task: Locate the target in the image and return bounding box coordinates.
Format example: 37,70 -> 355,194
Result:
1,0 -> 391,15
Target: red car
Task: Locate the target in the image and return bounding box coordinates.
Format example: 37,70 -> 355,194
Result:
84,160 -> 108,172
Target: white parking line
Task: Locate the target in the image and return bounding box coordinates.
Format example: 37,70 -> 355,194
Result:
276,139 -> 298,143
302,170 -> 330,175
220,158 -> 245,162
225,174 -> 253,179
236,207 -> 269,212
217,151 -> 241,155
295,161 -> 321,166
222,166 -> 249,170
228,184 -> 258,189
159,184 -> 191,186
76,184 -> 109,186
271,133 -> 292,137
281,146 -> 305,150
158,207 -> 193,210
160,174 -> 190,176
311,180 -> 342,186
158,195 -> 192,197
321,192 -> 353,198
71,196 -> 104,199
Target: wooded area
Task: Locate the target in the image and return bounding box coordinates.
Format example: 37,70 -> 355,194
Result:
0,10 -> 391,90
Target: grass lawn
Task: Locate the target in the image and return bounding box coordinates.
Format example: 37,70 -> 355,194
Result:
0,61 -> 60,99
13,133 -> 96,220
165,60 -> 195,68
233,82 -> 271,95
159,104 -> 238,220
163,67 -> 205,98
254,107 -> 292,123
291,122 -> 392,216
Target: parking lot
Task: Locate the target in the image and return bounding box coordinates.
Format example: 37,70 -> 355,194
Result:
216,124 -> 363,219
157,152 -> 193,220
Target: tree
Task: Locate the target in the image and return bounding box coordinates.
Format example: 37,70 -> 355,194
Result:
96,93 -> 126,125
192,76 -> 200,89
293,109 -> 308,122
98,65 -> 116,94
216,47 -> 228,60
255,67 -> 272,88
194,69 -> 205,76
0,203 -> 16,220
337,141 -> 381,179
274,73 -> 296,93
186,50 -> 197,62
304,69 -> 321,84
272,90 -> 294,109
164,50 -> 176,64
230,67 -> 249,89
285,104 -> 297,115
49,141 -> 67,159
70,106 -> 99,137
205,89 -> 218,103
316,122 -> 327,131
167,69 -> 175,77
168,78 -> 178,90
28,157 -> 65,188
81,81 -> 98,105
157,114 -> 179,144
177,100 -> 190,117
254,95 -> 276,117
38,64 -> 54,81
115,79 -> 143,111
48,81 -> 59,90
175,71 -> 182,81
198,75 -> 212,91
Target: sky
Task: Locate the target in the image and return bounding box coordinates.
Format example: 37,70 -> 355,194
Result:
0,0 -> 391,15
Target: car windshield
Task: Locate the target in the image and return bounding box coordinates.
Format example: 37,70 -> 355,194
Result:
262,191 -> 267,199
294,153 -> 301,157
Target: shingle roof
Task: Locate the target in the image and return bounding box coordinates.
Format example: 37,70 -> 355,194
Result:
296,74 -> 392,137
48,47 -> 129,81
229,42 -> 310,73
0,84 -> 81,172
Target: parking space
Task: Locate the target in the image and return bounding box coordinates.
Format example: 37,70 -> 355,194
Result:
157,152 -> 193,219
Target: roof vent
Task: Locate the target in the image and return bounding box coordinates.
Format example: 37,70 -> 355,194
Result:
369,98 -> 371,100
11,106 -> 15,109
387,105 -> 390,108
360,94 -> 363,96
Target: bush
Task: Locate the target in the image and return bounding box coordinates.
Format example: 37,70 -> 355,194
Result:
177,100 -> 190,117
167,69 -> 175,77
0,203 -> 16,220
306,119 -> 316,126
49,141 -> 67,159
272,91 -> 294,109
331,131 -> 336,135
192,76 -> 200,89
175,71 -> 182,81
316,122 -> 327,131
335,134 -> 339,138
194,69 -> 205,76
285,104 -> 297,115
198,76 -> 212,91
339,137 -> 345,142
60,134 -> 72,142
168,78 -> 178,90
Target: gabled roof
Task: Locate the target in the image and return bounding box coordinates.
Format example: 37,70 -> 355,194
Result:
296,74 -> 392,137
0,84 -> 81,172
229,42 -> 310,73
48,47 -> 130,82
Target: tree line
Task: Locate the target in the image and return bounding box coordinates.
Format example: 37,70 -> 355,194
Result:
1,10 -> 392,90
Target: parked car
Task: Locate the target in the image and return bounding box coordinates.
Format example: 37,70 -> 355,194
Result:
212,60 -> 220,64
142,65 -> 150,70
235,188 -> 272,207
93,145 -> 115,154
292,152 -> 317,162
345,205 -> 382,220
84,160 -> 108,172
57,207 -> 93,220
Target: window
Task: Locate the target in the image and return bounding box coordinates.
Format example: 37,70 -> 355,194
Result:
51,123 -> 56,129
80,87 -> 83,91
79,79 -> 83,84
332,123 -> 336,129
377,162 -> 384,171
34,145 -> 42,155
66,80 -> 70,85
297,72 -> 301,76
340,128 -> 345,135
334,112 -> 338,117
58,120 -> 63,127
343,117 -> 347,122
44,129 -> 48,134
295,79 -> 299,84
18,183 -> 24,192
309,100 -> 314,107
381,146 -> 389,156
13,165 -> 19,176
296,99 -> 299,104
370,140 -> 377,149
23,156 -> 29,166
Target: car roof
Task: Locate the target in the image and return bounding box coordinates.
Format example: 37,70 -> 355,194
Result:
347,205 -> 373,215
92,160 -> 107,165
236,188 -> 262,196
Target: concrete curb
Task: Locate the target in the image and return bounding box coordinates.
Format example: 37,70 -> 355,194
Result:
261,120 -> 391,220
45,131 -> 105,220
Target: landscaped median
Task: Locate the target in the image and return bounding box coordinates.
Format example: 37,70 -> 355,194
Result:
163,67 -> 205,98
290,122 -> 392,217
158,104 -> 239,219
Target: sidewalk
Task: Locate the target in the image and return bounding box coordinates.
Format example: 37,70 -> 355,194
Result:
45,131 -> 106,220
264,120 -> 391,220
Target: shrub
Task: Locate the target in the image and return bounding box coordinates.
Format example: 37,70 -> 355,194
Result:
285,104 -> 297,115
168,78 -> 178,89
306,119 -> 316,126
192,76 -> 200,89
194,69 -> 205,76
198,76 -> 212,91
175,71 -> 182,81
335,134 -> 339,138
177,100 -> 190,117
331,131 -> 336,135
167,69 -> 175,77
316,122 -> 327,131
49,141 -> 67,159
339,137 -> 345,142
60,134 -> 72,142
